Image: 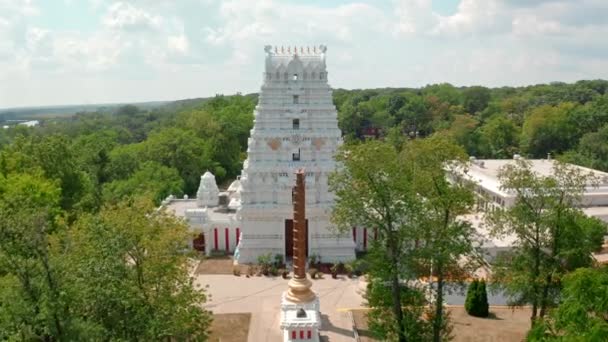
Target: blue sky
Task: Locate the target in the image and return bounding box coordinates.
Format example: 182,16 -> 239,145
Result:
1,0 -> 607,108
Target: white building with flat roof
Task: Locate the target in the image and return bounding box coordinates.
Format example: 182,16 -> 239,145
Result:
450,156 -> 608,263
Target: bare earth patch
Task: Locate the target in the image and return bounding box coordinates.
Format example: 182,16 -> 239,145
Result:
450,306 -> 530,342
352,306 -> 531,342
209,313 -> 251,342
195,256 -> 248,275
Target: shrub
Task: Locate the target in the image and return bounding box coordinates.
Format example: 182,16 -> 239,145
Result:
465,279 -> 489,317
274,254 -> 284,267
233,266 -> 241,277
308,268 -> 318,279
257,253 -> 273,275
308,254 -> 320,266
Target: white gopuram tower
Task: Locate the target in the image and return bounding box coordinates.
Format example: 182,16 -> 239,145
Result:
236,45 -> 355,264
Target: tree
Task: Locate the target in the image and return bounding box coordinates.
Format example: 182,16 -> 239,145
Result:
527,266 -> 608,341
520,103 -> 579,157
487,159 -> 606,326
330,141 -> 423,342
1,134 -> 96,212
403,135 -> 478,341
443,114 -> 480,156
102,161 -> 184,204
463,86 -> 491,115
464,279 -> 479,316
63,198 -> 212,340
478,115 -> 520,158
0,173 -> 70,340
562,124 -> 608,172
465,279 -> 489,318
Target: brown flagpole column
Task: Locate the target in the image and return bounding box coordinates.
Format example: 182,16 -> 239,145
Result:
286,169 -> 315,303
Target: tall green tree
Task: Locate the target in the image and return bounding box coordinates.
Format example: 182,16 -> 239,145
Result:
520,103 -> 579,157
527,266 -> 608,341
102,161 -> 184,204
62,198 -> 212,340
330,141 -> 423,342
479,115 -> 520,158
403,135 -> 478,341
487,159 -> 606,326
0,173 -> 71,340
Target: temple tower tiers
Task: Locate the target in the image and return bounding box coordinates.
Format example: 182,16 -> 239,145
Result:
236,45 -> 355,263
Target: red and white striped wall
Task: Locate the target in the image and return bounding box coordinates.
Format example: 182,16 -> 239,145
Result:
352,226 -> 379,251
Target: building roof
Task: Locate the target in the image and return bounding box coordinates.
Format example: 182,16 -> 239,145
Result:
163,199 -> 236,224
460,158 -> 608,197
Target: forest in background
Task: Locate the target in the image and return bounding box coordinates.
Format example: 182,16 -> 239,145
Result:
1,80 -> 608,213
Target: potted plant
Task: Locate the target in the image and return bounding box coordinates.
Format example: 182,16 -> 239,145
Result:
257,253 -> 272,276
280,268 -> 289,279
330,263 -> 339,279
308,267 -> 318,279
344,264 -> 354,278
247,264 -> 255,277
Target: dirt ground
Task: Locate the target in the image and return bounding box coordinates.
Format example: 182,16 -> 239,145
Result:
352,306 -> 531,342
195,256 -> 249,275
208,313 -> 251,342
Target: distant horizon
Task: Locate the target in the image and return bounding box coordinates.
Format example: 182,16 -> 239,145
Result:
1,78 -> 605,112
2,1 -> 608,108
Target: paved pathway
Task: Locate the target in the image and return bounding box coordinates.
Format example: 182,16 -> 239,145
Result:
194,274 -> 365,342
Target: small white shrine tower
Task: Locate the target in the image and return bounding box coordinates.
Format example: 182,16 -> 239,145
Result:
236,45 -> 355,263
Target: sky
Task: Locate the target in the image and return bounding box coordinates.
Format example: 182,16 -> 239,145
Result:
1,0 -> 607,108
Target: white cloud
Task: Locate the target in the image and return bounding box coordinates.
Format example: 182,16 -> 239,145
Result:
168,34 -> 189,54
102,2 -> 163,31
2,0 -> 608,108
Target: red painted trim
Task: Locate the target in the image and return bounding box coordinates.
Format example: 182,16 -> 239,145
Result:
363,227 -> 367,249
225,228 -> 229,252
214,228 -> 218,250
236,228 -> 240,245
307,330 -> 312,339
352,227 -> 356,243
291,331 -> 296,339
300,330 -> 304,339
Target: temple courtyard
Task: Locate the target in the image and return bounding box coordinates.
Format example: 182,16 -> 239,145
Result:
196,273 -> 363,341
192,262 -> 531,341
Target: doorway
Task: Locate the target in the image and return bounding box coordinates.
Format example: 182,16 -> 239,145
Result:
193,233 -> 205,252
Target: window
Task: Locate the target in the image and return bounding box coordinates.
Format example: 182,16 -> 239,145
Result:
293,95 -> 299,104
292,149 -> 300,161
293,118 -> 300,130
293,73 -> 298,81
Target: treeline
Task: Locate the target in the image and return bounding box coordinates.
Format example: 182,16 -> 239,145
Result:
0,95 -> 255,212
335,80 -> 608,171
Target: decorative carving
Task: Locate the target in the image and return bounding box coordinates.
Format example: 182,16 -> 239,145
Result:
267,138 -> 281,150
291,134 -> 302,146
312,137 -> 326,150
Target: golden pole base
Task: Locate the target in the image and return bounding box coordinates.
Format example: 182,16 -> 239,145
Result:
285,277 -> 316,303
